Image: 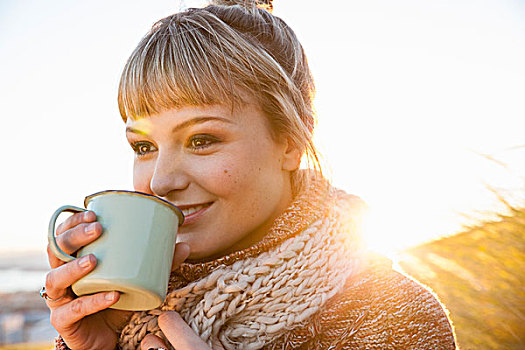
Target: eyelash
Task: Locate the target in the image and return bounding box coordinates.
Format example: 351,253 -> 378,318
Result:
131,141 -> 156,157
187,135 -> 218,151
130,135 -> 218,157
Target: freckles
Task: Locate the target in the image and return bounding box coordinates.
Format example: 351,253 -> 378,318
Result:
215,168 -> 235,194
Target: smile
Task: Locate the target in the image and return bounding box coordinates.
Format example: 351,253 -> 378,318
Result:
181,204 -> 207,216
177,202 -> 213,224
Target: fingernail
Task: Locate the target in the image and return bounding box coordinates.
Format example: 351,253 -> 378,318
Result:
105,292 -> 116,301
85,222 -> 98,235
78,255 -> 92,268
83,211 -> 92,220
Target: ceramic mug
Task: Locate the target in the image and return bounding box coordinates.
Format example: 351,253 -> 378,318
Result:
48,190 -> 184,311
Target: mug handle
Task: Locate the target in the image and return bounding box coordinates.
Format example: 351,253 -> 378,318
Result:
48,205 -> 87,262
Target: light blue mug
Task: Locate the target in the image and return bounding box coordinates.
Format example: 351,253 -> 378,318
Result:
48,190 -> 184,311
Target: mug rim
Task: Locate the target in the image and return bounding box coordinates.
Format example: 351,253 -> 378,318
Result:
84,190 -> 184,225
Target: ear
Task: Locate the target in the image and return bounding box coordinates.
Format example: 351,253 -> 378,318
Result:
281,138 -> 302,171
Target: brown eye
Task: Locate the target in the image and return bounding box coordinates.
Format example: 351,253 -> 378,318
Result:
132,141 -> 157,156
191,138 -> 210,148
188,135 -> 218,151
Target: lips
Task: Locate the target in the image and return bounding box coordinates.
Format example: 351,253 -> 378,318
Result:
180,204 -> 207,216
176,202 -> 213,224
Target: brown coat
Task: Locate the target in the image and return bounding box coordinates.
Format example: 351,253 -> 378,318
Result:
266,262 -> 457,349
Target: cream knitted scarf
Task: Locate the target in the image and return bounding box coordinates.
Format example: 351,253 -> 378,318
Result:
118,174 -> 367,350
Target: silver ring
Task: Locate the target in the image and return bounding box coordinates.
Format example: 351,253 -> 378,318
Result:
40,286 -> 66,302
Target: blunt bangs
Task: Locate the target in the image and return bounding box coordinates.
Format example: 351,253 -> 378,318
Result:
117,5 -> 321,181
118,12 -> 249,121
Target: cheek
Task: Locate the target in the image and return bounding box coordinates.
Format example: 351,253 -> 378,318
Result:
190,154 -> 251,199
202,149 -> 279,204
198,162 -> 241,197
133,161 -> 153,193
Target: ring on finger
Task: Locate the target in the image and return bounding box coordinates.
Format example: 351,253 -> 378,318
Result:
40,286 -> 67,302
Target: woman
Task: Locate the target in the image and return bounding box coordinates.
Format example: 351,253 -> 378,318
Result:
44,0 -> 457,349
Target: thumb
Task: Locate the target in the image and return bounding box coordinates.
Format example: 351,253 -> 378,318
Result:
140,333 -> 169,350
159,311 -> 211,349
171,242 -> 190,271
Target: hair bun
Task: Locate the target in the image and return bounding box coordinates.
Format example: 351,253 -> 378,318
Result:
211,0 -> 273,13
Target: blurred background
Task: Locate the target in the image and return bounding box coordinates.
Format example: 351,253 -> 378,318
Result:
0,0 -> 523,348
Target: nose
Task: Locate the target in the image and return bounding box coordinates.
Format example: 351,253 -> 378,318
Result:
149,150 -> 190,198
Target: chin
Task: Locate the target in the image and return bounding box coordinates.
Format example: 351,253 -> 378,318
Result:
177,233 -> 224,262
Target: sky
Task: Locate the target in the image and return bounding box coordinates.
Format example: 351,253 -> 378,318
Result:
0,0 -> 524,257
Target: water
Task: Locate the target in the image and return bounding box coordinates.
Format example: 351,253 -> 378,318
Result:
0,269 -> 47,294
0,250 -> 49,294
0,264 -> 57,345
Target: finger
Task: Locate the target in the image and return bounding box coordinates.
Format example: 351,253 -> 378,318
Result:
56,221 -> 102,254
47,221 -> 102,268
171,242 -> 190,272
140,334 -> 169,350
158,311 -> 210,350
44,254 -> 97,308
50,291 -> 120,330
48,210 -> 97,267
42,288 -> 75,310
56,210 -> 96,235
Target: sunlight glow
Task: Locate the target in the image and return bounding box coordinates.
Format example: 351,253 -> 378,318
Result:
0,0 -> 524,255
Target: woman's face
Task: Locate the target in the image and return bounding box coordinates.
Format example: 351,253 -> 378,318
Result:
125,100 -> 299,261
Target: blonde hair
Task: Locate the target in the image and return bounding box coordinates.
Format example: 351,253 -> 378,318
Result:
118,0 -> 320,175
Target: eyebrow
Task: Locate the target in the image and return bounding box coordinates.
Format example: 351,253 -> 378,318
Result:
125,116 -> 233,135
171,116 -> 233,134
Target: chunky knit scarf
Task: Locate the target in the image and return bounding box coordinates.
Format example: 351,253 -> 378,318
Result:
118,174 -> 367,350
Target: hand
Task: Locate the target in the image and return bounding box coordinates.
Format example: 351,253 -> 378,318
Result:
45,210 -> 190,350
140,312 -> 213,350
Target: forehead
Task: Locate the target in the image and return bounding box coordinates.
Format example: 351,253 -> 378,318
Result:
125,101 -> 267,135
